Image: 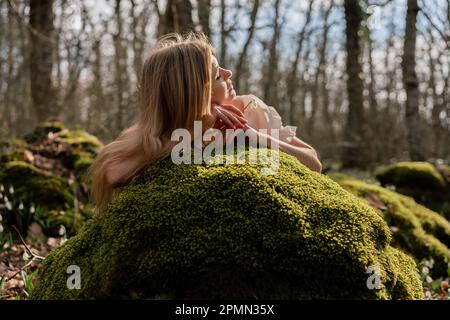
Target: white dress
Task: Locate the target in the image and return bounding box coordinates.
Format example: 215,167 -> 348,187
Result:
238,94 -> 297,143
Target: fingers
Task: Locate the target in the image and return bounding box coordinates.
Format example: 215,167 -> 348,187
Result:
220,103 -> 245,118
214,107 -> 235,129
219,107 -> 248,129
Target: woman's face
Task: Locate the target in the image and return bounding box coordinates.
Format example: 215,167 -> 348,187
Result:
211,56 -> 236,105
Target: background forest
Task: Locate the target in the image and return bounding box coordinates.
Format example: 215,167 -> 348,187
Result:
1,0 -> 449,170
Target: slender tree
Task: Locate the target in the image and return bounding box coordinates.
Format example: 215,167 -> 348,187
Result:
402,0 -> 424,160
158,0 -> 194,36
197,0 -> 211,37
234,0 -> 260,93
341,0 -> 366,168
29,0 -> 56,122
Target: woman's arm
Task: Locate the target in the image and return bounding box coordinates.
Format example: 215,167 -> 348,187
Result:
246,126 -> 322,173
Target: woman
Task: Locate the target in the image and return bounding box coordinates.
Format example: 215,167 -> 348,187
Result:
88,32 -> 321,214
209,55 -> 321,173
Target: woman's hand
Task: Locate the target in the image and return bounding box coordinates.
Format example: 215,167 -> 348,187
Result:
202,103 -> 248,132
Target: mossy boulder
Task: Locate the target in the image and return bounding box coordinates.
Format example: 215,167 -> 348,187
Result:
0,160 -> 74,209
24,120 -> 65,143
0,122 -> 103,237
330,173 -> 450,276
30,149 -> 423,299
0,138 -> 28,164
56,129 -> 103,154
376,162 -> 450,220
0,160 -> 88,236
376,161 -> 446,191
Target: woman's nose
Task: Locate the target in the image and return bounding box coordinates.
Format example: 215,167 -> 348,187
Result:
223,69 -> 232,80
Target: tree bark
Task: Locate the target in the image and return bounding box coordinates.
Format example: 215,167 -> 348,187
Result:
234,0 -> 260,93
402,0 -> 424,160
158,0 -> 194,36
29,0 -> 56,122
197,0 -> 211,37
263,0 -> 282,108
287,0 -> 314,126
341,0 -> 366,168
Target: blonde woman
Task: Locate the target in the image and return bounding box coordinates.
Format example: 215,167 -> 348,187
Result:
88,32 -> 321,214
210,55 -> 321,174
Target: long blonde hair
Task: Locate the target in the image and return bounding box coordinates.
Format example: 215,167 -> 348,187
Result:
88,32 -> 214,214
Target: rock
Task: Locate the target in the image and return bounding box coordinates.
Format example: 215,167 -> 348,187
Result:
376,161 -> 446,190
24,120 -> 65,144
375,161 -> 450,221
330,173 -> 450,276
0,121 -> 101,237
30,148 -> 423,299
0,161 -> 74,212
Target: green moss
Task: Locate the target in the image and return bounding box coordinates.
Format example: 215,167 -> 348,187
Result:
24,121 -> 65,143
330,173 -> 450,276
0,161 -> 73,208
0,139 -> 28,164
57,129 -> 103,153
376,162 -> 446,190
34,208 -> 87,237
73,152 -> 94,181
30,148 -> 423,299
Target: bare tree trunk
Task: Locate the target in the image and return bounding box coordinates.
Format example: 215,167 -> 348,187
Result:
234,0 -> 260,93
197,0 -> 211,37
402,0 -> 424,160
219,0 -> 227,65
342,0 -> 366,168
29,0 -> 56,122
158,0 -> 194,36
113,0 -> 128,134
263,0 -> 282,108
287,0 -> 314,125
308,1 -> 333,136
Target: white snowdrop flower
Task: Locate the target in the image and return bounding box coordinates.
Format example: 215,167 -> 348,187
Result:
18,202 -> 24,210
0,184 -> 4,192
426,275 -> 433,283
0,192 -> 3,199
4,195 -> 8,203
5,201 -> 12,211
58,225 -> 66,236
0,224 -> 3,233
30,205 -> 35,214
0,213 -> 2,221
22,251 -> 32,261
421,266 -> 429,275
9,185 -> 14,195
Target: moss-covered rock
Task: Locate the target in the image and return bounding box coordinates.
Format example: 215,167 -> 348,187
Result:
0,122 -> 103,237
376,162 -> 450,221
376,162 -> 446,190
0,160 -> 89,236
0,160 -> 74,209
0,139 -> 28,164
30,149 -> 423,299
56,129 -> 103,153
24,120 -> 65,143
330,173 -> 450,276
